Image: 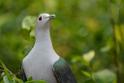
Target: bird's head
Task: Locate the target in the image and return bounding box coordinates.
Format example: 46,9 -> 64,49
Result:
36,13 -> 55,28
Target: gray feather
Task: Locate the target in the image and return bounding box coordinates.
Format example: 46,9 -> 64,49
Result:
53,58 -> 77,83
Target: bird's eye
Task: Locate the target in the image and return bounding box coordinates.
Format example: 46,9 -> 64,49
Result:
39,16 -> 42,21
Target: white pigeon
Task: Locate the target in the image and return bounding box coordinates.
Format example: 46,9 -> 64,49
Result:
21,13 -> 77,83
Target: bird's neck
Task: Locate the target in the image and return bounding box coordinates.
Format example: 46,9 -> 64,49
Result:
34,24 -> 59,64
33,23 -> 59,62
35,23 -> 53,49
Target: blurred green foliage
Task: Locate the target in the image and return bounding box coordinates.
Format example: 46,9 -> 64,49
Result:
0,0 -> 124,83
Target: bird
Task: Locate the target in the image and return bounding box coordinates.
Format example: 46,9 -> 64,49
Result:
20,13 -> 77,83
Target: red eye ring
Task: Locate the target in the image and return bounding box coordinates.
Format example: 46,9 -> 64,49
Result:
39,16 -> 42,21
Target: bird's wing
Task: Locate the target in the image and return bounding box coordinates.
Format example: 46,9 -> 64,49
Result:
19,65 -> 27,81
52,58 -> 77,83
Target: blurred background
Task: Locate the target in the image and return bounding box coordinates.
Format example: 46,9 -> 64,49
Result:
0,0 -> 124,83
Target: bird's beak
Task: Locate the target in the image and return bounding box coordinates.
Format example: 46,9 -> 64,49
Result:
49,14 -> 56,19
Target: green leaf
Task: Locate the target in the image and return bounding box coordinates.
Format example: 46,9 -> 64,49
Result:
0,61 -> 12,82
22,16 -> 36,30
25,80 -> 47,83
3,75 -> 10,83
94,69 -> 117,83
27,76 -> 33,81
81,71 -> 91,77
83,50 -> 95,64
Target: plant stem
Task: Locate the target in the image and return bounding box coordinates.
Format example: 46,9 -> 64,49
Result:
111,21 -> 121,83
109,0 -> 121,83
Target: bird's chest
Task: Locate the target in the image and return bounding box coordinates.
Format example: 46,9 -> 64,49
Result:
23,47 -> 59,83
25,56 -> 53,77
23,56 -> 57,83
